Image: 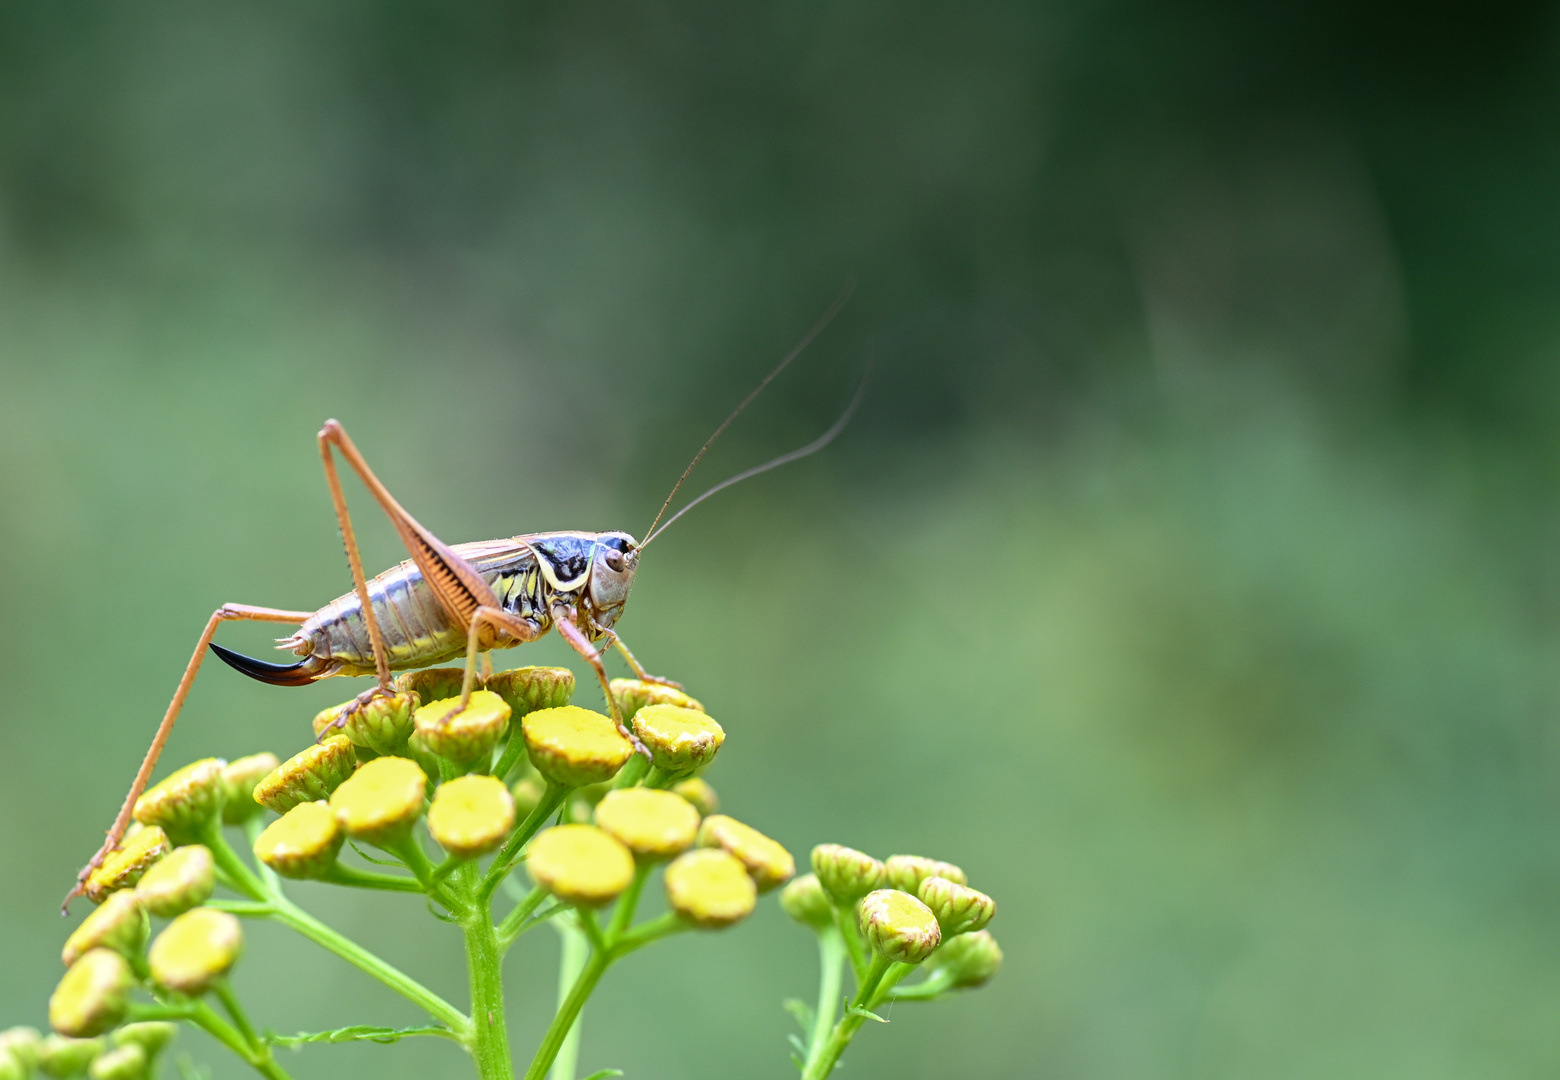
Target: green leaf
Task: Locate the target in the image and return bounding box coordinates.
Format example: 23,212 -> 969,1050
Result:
782,997 -> 815,1034
267,1025 -> 460,1046
347,841 -> 405,868
847,1005 -> 888,1024
579,1070 -> 624,1080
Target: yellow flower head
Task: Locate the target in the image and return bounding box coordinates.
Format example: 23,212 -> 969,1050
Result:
133,759 -> 226,841
329,757 -> 428,847
664,849 -> 756,930
414,691 -> 511,766
632,705 -> 724,775
594,788 -> 700,861
253,736 -> 357,814
428,775 -> 515,859
696,815 -> 794,892
84,827 -> 170,904
253,802 -> 343,879
526,825 -> 635,907
522,706 -> 634,788
148,909 -> 244,995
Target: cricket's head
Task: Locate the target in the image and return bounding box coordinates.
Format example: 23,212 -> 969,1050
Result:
586,531 -> 640,627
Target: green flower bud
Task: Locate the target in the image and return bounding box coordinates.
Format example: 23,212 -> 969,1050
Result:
510,775 -> 546,820
670,777 -> 719,817
329,757 -> 427,847
49,951 -> 132,1038
134,844 -> 215,917
925,929 -> 1002,988
884,854 -> 967,893
664,849 -> 756,929
84,827 -> 170,904
36,1035 -> 104,1078
594,788 -> 700,861
522,706 -> 633,788
779,874 -> 835,930
526,825 -> 635,907
696,815 -> 794,892
315,692 -> 418,757
916,876 -> 995,937
609,678 -> 703,721
219,754 -> 280,824
253,736 -> 357,814
394,667 -> 469,705
86,1045 -> 143,1080
148,909 -> 243,995
132,759 -> 226,842
253,802 -> 343,879
486,666 -> 575,717
811,844 -> 885,906
414,691 -> 511,766
428,775 -> 515,859
61,892 -> 148,967
0,1052 -> 24,1080
858,889 -> 941,964
631,705 -> 723,775
0,1027 -> 42,1073
111,1022 -> 176,1058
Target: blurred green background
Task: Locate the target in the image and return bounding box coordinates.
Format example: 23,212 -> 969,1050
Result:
5,0 -> 1560,1077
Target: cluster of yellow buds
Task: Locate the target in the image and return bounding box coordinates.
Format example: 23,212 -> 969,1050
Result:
17,660 -> 990,1080
780,844 -> 1001,1076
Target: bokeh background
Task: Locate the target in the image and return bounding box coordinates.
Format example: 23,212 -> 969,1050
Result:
5,0 -> 1560,1077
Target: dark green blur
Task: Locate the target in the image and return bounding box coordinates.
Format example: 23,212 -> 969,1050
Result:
5,1 -> 1560,1076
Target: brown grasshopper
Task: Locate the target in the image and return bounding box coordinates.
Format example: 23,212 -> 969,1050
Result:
66,291 -> 861,909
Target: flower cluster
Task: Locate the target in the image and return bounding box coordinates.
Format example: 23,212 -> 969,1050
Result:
13,664 -> 844,1080
779,845 -> 1001,1077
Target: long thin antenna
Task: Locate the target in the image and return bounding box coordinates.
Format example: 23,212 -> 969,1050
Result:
641,280 -> 856,543
640,353 -> 871,549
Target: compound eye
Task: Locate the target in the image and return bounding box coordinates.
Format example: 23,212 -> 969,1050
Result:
603,549 -> 626,573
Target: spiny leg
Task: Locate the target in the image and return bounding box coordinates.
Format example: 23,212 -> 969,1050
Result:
456,606 -> 540,709
612,637 -> 683,690
66,604 -> 310,911
555,610 -> 649,759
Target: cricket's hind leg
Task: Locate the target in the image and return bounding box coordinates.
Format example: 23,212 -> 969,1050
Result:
65,603 -> 311,911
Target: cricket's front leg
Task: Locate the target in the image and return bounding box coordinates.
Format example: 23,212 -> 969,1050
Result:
556,611 -> 651,760
612,637 -> 684,690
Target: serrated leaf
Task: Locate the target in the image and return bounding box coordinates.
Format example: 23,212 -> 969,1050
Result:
267,1025 -> 458,1046
847,1005 -> 887,1023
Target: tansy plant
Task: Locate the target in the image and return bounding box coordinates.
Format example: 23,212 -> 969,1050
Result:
6,667 -> 999,1080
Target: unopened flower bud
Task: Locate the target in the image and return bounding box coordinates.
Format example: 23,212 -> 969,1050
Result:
0,1052 -> 23,1080
925,928 -> 1002,988
86,1044 -> 144,1080
594,788 -> 700,861
414,690 -> 511,765
697,815 -> 793,892
36,1035 -> 103,1078
510,775 -> 546,819
254,802 -> 343,879
62,892 -> 148,967
916,876 -> 995,937
148,909 -> 243,995
884,855 -> 967,893
393,667 -> 468,705
858,889 -> 941,964
253,736 -> 357,814
487,666 -> 575,717
526,825 -> 635,906
329,757 -> 427,847
428,775 -> 514,858
779,874 -> 834,930
522,706 -> 633,788
111,1022 -> 176,1058
811,844 -> 885,905
665,849 -> 756,929
49,951 -> 132,1038
671,777 -> 718,816
632,705 -> 723,775
316,692 -> 418,757
135,845 -> 215,917
610,678 -> 704,721
0,1029 -> 40,1076
219,754 -> 279,824
84,827 -> 170,904
133,759 -> 226,841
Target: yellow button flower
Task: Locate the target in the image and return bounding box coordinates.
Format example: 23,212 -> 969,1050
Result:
594,788 -> 700,861
148,909 -> 243,995
253,736 -> 357,814
664,849 -> 756,929
84,827 -> 170,904
428,775 -> 515,859
329,757 -> 428,847
631,705 -> 723,775
522,706 -> 634,788
253,802 -> 343,879
526,825 -> 635,907
697,815 -> 794,892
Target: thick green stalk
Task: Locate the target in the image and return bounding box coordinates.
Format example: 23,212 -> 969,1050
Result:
804,930 -> 846,1071
549,920 -> 590,1080
460,861 -> 513,1080
800,954 -> 893,1080
522,949 -> 609,1080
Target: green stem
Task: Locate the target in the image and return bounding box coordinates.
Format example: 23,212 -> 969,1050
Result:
245,817 -> 283,896
496,886 -> 549,950
268,899 -> 469,1033
481,783 -> 568,900
490,730 -> 530,781
187,998 -> 293,1080
200,822 -> 269,902
460,861 -> 513,1080
607,864 -> 651,938
868,962 -> 914,1008
324,864 -> 426,892
642,765 -> 679,789
833,905 -> 868,984
800,955 -> 893,1080
549,919 -> 590,1080
803,930 -> 846,1071
611,755 -> 649,790
611,912 -> 687,958
886,969 -> 955,1001
390,835 -> 461,910
522,950 -> 609,1080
